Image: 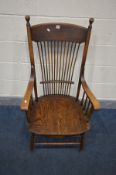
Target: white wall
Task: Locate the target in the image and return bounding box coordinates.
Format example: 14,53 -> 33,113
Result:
0,0 -> 116,100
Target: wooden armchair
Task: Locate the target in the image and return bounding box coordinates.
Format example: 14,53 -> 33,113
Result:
21,16 -> 100,151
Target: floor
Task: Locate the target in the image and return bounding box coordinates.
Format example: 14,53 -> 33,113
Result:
0,106 -> 116,175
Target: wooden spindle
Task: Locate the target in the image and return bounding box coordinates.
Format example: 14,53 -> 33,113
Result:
37,42 -> 45,95
83,96 -> 88,111
65,42 -> 73,95
81,91 -> 85,105
85,100 -> 91,115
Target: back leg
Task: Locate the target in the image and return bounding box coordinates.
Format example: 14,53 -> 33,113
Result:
30,133 -> 35,151
80,133 -> 85,151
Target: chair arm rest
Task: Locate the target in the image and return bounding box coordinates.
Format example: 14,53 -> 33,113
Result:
81,77 -> 100,110
20,68 -> 34,111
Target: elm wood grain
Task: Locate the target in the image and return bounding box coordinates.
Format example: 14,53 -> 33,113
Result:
40,80 -> 74,84
80,133 -> 84,151
21,67 -> 35,111
21,16 -> 100,151
81,76 -> 100,110
37,41 -> 80,96
31,23 -> 88,42
35,142 -> 80,145
76,18 -> 94,101
30,133 -> 35,150
25,16 -> 38,100
28,96 -> 89,136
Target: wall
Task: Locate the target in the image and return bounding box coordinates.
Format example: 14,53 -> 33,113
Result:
0,0 -> 116,100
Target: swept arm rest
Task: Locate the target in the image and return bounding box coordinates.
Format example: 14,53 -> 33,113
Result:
81,76 -> 100,110
20,68 -> 35,111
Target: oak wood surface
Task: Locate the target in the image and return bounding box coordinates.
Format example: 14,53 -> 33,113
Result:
31,23 -> 88,42
28,95 -> 89,135
81,76 -> 101,110
20,16 -> 100,150
21,67 -> 35,110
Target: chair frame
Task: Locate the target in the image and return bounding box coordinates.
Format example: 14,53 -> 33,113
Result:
21,16 -> 100,151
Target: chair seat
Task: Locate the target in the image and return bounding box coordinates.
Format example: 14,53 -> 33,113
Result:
28,95 -> 89,135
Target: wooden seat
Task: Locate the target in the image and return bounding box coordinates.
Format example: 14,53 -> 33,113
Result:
21,16 -> 100,151
28,95 -> 89,135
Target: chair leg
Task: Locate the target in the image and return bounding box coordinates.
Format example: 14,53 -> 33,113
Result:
80,133 -> 85,151
30,133 -> 35,151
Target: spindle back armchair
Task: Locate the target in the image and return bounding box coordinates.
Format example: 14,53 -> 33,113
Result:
21,16 -> 100,151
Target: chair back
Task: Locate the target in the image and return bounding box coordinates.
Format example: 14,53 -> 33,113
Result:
25,16 -> 94,96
